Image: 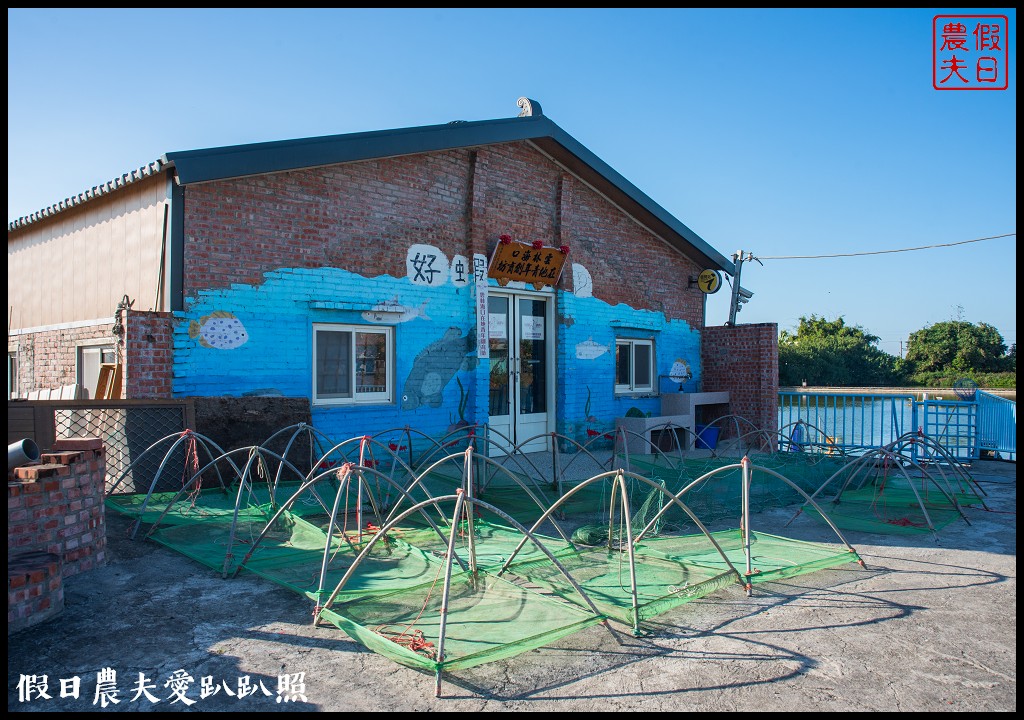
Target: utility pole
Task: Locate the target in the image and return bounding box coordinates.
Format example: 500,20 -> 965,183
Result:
727,250 -> 760,326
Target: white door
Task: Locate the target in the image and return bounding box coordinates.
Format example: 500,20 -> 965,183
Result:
487,293 -> 552,455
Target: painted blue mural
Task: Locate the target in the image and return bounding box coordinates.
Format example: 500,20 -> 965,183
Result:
173,263 -> 476,442
556,267 -> 701,446
172,255 -> 701,451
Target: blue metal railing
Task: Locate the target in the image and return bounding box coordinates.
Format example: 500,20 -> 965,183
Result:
779,390 -> 1016,463
976,390 -> 1017,461
918,399 -> 977,461
778,392 -> 917,453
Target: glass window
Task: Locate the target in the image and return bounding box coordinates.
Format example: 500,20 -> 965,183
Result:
77,344 -> 116,399
615,338 -> 654,394
314,324 -> 393,405
8,352 -> 18,399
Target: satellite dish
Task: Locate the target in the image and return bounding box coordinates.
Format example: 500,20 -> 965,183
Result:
953,378 -> 978,401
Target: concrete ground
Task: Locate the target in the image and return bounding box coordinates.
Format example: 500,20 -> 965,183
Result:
8,459 -> 1016,712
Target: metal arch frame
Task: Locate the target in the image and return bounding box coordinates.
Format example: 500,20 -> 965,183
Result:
315,457 -> 610,699
499,467 -> 749,635
787,445 -> 972,542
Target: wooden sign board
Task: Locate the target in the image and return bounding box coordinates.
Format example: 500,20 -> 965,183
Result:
487,241 -> 568,290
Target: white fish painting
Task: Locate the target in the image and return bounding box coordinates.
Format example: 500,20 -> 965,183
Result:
575,337 -> 609,360
669,358 -> 692,384
361,297 -> 431,324
189,311 -> 249,350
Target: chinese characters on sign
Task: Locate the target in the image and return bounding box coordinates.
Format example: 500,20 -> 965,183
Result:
487,237 -> 568,290
16,670 -> 308,706
933,15 -> 1009,90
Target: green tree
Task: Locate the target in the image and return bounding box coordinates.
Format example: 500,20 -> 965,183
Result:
778,315 -> 902,386
904,321 -> 1008,374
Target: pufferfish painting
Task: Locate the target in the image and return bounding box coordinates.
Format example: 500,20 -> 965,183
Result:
189,311 -> 250,350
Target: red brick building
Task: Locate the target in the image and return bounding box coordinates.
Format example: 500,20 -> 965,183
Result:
8,99 -> 777,451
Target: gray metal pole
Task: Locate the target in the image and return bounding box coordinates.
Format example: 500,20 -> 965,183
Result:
728,250 -> 744,326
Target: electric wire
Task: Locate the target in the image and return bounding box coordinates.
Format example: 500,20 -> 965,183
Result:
756,233 -> 1014,261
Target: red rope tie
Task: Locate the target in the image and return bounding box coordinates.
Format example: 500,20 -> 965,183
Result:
885,516 -> 924,527
374,625 -> 437,660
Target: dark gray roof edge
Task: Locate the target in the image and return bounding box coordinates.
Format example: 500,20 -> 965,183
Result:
12,114 -> 733,275
162,115 -> 733,274
8,161 -> 167,233
537,123 -> 734,274
161,116 -> 549,184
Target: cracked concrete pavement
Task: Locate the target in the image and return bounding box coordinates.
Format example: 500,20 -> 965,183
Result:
8,460 -> 1016,712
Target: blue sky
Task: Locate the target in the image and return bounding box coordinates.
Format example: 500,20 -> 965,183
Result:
8,8 -> 1017,353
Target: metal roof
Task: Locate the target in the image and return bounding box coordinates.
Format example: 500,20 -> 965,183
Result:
8,161 -> 166,232
10,106 -> 733,274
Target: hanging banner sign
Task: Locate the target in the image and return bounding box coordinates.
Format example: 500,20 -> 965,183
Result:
488,237 -> 568,291
475,277 -> 490,359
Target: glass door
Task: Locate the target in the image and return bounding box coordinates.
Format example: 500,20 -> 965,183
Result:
487,293 -> 551,455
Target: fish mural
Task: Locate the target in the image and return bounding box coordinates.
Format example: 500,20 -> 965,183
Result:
575,337 -> 609,360
361,297 -> 431,324
669,358 -> 692,384
188,311 -> 249,349
401,327 -> 478,410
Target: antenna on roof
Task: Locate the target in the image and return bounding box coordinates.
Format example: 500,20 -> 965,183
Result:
517,97 -> 543,117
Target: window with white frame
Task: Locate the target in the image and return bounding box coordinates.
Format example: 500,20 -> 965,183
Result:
615,338 -> 654,394
313,324 -> 394,405
78,344 -> 117,399
8,352 -> 18,399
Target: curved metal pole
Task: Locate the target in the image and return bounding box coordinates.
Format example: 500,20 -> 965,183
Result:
318,494 -> 615,699
107,430 -> 235,497
221,449 -> 270,577
612,470 -> 641,635
315,465 -> 362,610
742,456 -> 752,596
554,433 -> 615,493
265,422 -> 337,499
463,447 -> 477,578
742,464 -> 863,557
501,470 -> 745,591
783,448 -> 887,527
433,490 -> 467,698
234,462 -> 461,579
128,433 -> 194,539
142,445 -> 264,540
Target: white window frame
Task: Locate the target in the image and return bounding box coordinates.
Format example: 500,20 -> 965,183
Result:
77,342 -> 117,400
313,323 -> 394,406
8,352 -> 18,400
615,338 -> 655,394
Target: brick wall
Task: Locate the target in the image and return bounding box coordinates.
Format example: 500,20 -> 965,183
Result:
8,437 -> 107,578
8,437 -> 107,634
175,140 -> 710,443
9,322 -> 118,398
182,142 -> 704,327
125,311 -> 175,399
701,323 -> 779,439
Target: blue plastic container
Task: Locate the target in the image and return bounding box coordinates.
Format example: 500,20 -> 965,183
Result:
695,424 -> 720,450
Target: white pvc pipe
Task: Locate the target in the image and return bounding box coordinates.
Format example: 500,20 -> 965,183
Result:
9,439 -> 41,471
